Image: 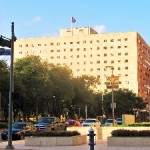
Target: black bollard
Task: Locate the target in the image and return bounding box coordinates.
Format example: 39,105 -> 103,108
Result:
87,127 -> 96,150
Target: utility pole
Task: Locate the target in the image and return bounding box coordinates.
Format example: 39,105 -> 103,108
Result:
5,22 -> 15,149
105,66 -> 115,126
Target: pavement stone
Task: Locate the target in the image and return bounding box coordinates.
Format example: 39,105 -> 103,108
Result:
1,140 -> 150,150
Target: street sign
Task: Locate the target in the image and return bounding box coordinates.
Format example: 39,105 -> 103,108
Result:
0,48 -> 11,55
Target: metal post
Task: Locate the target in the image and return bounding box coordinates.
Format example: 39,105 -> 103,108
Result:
111,67 -> 115,126
5,22 -> 15,149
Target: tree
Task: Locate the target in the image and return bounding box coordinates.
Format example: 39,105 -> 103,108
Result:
0,60 -> 9,120
14,55 -> 49,120
102,89 -> 146,118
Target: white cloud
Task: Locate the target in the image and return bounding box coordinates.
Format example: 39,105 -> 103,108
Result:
33,16 -> 42,23
25,16 -> 42,26
94,25 -> 106,33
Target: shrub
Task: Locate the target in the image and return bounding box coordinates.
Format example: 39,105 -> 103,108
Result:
25,130 -> 80,137
111,129 -> 150,137
0,122 -> 8,129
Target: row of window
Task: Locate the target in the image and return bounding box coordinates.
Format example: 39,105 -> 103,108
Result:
72,67 -> 129,71
19,51 -> 129,57
18,38 -> 128,48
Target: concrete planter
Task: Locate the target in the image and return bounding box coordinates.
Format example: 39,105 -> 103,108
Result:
25,135 -> 87,146
108,136 -> 150,147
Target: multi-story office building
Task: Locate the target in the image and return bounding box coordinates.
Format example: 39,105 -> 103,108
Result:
14,27 -> 150,102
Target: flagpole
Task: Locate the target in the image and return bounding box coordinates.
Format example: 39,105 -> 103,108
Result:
71,17 -> 73,36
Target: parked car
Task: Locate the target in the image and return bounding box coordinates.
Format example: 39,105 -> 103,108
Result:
1,122 -> 33,140
116,118 -> 122,125
34,117 -> 67,131
104,119 -> 116,126
66,120 -> 81,127
81,118 -> 101,127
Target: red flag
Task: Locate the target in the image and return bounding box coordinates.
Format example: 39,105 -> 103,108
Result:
71,17 -> 76,23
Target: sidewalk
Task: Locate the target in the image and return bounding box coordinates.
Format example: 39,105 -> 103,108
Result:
1,140 -> 150,150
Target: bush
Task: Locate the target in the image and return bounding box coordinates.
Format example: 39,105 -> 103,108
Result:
0,122 -> 8,129
25,130 -> 80,137
111,129 -> 150,137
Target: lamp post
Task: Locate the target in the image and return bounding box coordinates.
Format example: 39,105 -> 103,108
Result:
5,22 -> 15,149
105,66 -> 115,126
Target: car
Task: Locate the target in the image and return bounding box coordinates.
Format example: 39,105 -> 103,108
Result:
1,122 -> 33,140
81,118 -> 101,127
66,120 -> 81,127
34,117 -> 59,129
34,117 -> 67,131
116,118 -> 122,125
104,119 -> 116,126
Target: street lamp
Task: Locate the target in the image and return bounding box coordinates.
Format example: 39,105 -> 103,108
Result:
105,66 -> 115,126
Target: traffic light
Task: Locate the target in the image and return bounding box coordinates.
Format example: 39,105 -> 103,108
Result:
0,35 -> 11,48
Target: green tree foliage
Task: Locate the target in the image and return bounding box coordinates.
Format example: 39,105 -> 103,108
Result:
102,89 -> 146,118
0,60 -> 9,120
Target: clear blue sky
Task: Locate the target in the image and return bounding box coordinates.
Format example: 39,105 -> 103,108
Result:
0,0 -> 150,45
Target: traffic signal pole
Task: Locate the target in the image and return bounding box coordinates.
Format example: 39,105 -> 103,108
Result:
5,22 -> 15,149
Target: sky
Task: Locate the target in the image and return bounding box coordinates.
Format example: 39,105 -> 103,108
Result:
0,0 -> 150,45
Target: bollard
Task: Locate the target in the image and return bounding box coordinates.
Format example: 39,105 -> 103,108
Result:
87,127 -> 96,150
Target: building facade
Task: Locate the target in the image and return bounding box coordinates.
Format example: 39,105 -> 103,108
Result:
14,27 -> 150,101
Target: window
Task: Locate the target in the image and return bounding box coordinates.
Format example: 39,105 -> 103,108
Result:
77,41 -> 80,44
19,45 -> 22,47
118,46 -> 121,49
97,40 -> 100,43
97,47 -> 100,50
118,60 -> 121,63
90,61 -> 93,64
64,49 -> 66,51
125,59 -> 128,63
38,44 -> 41,46
97,75 -> 100,78
124,38 -> 128,41
64,56 -> 66,59
104,47 -> 107,50
51,50 -> 54,52
104,60 -> 107,63
125,66 -> 128,70
77,62 -> 79,64
118,53 -> 121,56
111,60 -> 114,63
124,46 -> 127,48
57,49 -> 60,52
118,67 -> 121,70
70,55 -> 73,58
90,40 -> 93,44
104,39 -> 107,42
97,68 -> 100,71
32,44 -> 34,47
97,54 -> 100,57
77,48 -> 80,51
70,49 -> 73,52
125,74 -> 128,77
125,52 -> 128,56
70,42 -> 73,44
110,39 -> 114,42
64,42 -> 66,45
19,51 -> 22,54
50,43 -> 54,45
77,55 -> 80,58
90,54 -> 92,57
83,41 -> 86,44
84,55 -> 86,58
118,39 -> 121,41
84,62 -> 86,64
110,46 -> 113,49
83,48 -> 86,51
90,68 -> 93,71
57,56 -> 60,59
111,53 -> 114,56
97,61 -> 100,64
104,54 -> 107,57
26,44 -> 28,47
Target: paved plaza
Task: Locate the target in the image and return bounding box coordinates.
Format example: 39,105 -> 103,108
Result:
1,140 -> 150,150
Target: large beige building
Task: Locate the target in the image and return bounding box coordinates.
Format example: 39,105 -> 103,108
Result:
14,27 -> 150,102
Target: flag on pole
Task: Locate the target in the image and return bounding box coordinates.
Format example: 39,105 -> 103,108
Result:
71,17 -> 76,23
